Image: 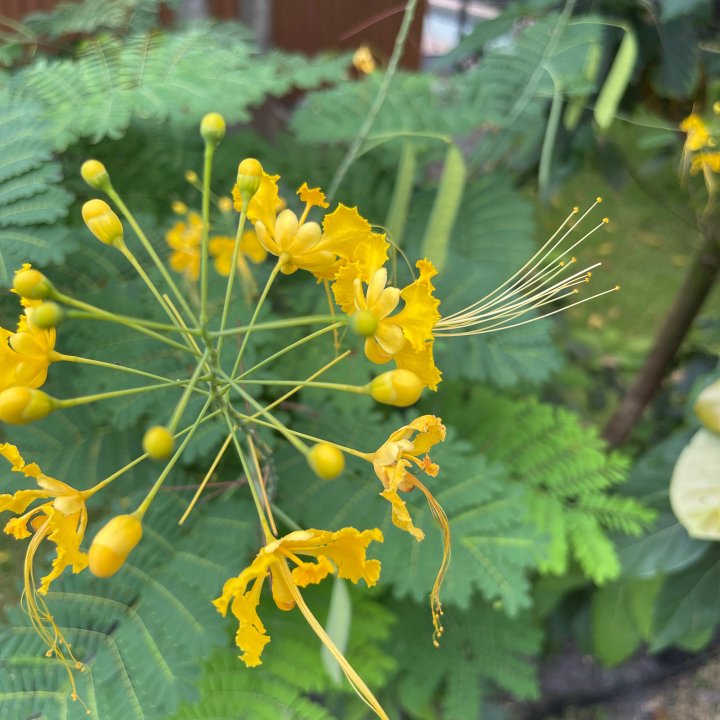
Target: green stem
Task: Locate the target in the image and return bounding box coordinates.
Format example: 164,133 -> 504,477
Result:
237,378 -> 369,396
220,408 -> 273,536
53,291 -> 196,355
106,186 -> 199,327
326,0 -> 419,204
135,396 -> 213,518
55,353 -> 195,386
216,207 -> 248,359
167,351 -> 209,432
65,310 -> 203,336
235,323 -> 343,380
55,380 -> 189,409
209,315 -> 343,337
218,369 -> 308,456
231,259 -> 283,377
200,143 -> 215,327
86,407 -> 223,497
118,243 -> 200,353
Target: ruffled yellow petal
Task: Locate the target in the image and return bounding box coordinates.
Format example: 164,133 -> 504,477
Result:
332,261 -> 361,314
297,182 -> 329,209
394,341 -> 442,391
291,555 -> 335,586
0,489 -> 49,515
401,415 -> 446,456
0,442 -> 27,471
393,259 -> 440,351
380,487 -> 425,541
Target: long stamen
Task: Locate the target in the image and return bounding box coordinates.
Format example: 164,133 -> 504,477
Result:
436,201 -> 612,335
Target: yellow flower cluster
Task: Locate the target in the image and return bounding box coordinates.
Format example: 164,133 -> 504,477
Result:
680,107 -> 720,195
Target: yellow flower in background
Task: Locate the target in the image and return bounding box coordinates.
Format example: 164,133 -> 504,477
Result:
213,527 -> 382,667
369,415 -> 449,644
353,45 -> 376,74
209,230 -> 268,276
680,113 -> 714,152
334,258 -> 441,390
166,211 -> 203,280
691,151 -> 720,175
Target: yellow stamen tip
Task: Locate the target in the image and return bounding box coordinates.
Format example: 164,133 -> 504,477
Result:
572,206 -> 580,213
596,196 -> 603,203
614,284 -> 621,291
602,217 -> 609,224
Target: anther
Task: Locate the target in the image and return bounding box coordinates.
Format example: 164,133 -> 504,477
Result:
602,217 -> 609,224
596,196 -> 603,203
572,206 -> 580,213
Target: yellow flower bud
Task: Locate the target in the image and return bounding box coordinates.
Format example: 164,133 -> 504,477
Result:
31,302 -> 64,329
218,196 -> 233,213
236,158 -> 263,198
185,170 -> 199,184
80,159 -> 110,191
200,112 -> 226,145
172,201 -> 188,215
89,514 -> 143,578
0,387 -> 55,424
307,442 -> 345,480
350,309 -> 379,337
695,380 -> 720,434
142,426 -> 174,460
369,369 -> 423,407
82,199 -> 124,247
13,265 -> 54,300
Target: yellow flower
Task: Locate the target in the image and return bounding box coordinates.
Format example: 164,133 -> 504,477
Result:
353,45 -> 376,74
1,291 -> 57,392
166,211 -> 203,280
680,113 -> 714,152
213,526 -> 382,667
369,415 -> 449,643
0,443 -> 89,695
208,230 -> 268,276
334,259 -> 442,390
235,170 -> 387,279
691,151 -> 720,175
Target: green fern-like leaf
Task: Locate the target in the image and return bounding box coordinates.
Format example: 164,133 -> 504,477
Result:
7,26 -> 349,152
0,93 -> 75,284
438,385 -> 654,584
392,600 -> 541,718
0,494 -> 257,720
23,0 -> 167,39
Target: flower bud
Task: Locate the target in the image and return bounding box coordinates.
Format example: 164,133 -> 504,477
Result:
80,159 -> 110,191
13,265 -> 53,300
89,514 -> 143,578
350,310 -> 378,337
695,380 -> 720,434
172,201 -> 188,215
31,302 -> 64,329
185,170 -> 199,184
218,196 -> 233,213
142,426 -> 174,460
369,369 -> 423,407
200,112 -> 226,145
307,442 -> 345,480
0,387 -> 55,424
82,199 -> 124,247
236,158 -> 263,198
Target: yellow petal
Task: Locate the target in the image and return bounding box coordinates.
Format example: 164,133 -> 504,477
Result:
239,229 -> 268,264
297,182 -> 329,209
393,341 -> 442,391
380,487 -> 425,542
238,171 -> 281,232
393,259 -> 440,352
291,555 -> 335,586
